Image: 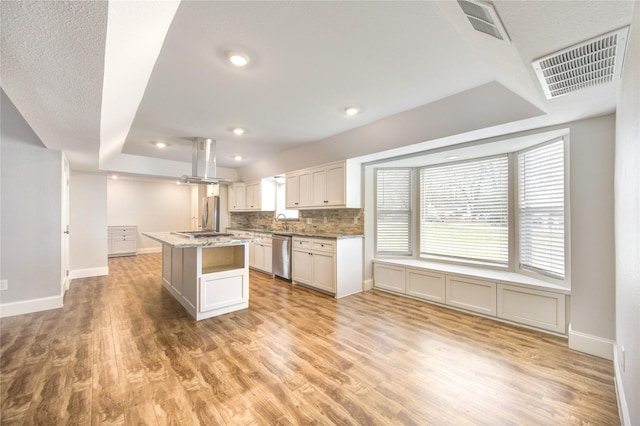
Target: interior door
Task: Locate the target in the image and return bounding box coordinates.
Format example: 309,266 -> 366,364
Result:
62,155 -> 70,293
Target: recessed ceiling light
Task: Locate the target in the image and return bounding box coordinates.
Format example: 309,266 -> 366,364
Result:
232,127 -> 246,136
344,106 -> 360,116
149,141 -> 170,149
111,175 -> 119,180
228,52 -> 249,67
446,155 -> 459,160
234,155 -> 243,161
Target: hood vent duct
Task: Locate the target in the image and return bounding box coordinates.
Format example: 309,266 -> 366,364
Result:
532,27 -> 629,99
180,137 -> 230,184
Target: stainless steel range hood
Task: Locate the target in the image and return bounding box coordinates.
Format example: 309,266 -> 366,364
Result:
180,138 -> 231,184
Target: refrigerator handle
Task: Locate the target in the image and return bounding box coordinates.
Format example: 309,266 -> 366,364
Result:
202,198 -> 209,229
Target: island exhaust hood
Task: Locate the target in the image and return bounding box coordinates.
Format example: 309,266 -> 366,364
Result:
180,138 -> 231,184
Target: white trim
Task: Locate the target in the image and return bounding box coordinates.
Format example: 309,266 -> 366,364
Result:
568,323 -> 614,360
69,267 -> 109,280
363,278 -> 374,291
138,247 -> 162,254
613,345 -> 631,426
0,295 -> 63,318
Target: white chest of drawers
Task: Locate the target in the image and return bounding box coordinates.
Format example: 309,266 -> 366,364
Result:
108,226 -> 137,257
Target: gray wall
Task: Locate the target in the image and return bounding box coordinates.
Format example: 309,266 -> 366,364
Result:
615,2 -> 640,424
1,90 -> 62,304
69,170 -> 108,275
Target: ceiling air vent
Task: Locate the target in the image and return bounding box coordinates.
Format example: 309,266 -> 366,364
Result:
457,0 -> 510,41
532,27 -> 629,99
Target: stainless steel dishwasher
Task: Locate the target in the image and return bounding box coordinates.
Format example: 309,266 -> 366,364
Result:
272,234 -> 292,281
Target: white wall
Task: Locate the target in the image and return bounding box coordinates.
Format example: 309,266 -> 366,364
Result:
69,171 -> 108,278
614,3 -> 640,425
107,179 -> 191,251
0,90 -> 63,314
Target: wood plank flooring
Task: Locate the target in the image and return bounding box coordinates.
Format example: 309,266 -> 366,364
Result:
1,253 -> 620,425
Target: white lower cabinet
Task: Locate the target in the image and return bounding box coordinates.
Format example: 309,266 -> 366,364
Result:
497,284 -> 566,333
373,260 -> 567,334
373,263 -> 406,293
249,233 -> 272,275
108,225 -> 137,257
292,236 -> 363,298
445,275 -> 496,316
406,268 -> 445,304
292,237 -> 335,293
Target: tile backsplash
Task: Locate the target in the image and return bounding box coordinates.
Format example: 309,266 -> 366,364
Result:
229,209 -> 364,234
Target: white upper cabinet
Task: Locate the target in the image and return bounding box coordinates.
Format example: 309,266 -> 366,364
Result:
229,179 -> 275,212
286,160 -> 361,209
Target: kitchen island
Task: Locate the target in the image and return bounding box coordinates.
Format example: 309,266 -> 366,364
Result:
142,231 -> 257,320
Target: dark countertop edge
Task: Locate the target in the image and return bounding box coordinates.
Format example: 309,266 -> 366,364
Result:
227,227 -> 364,240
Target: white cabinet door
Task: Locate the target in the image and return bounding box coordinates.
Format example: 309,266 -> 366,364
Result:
446,275 -> 497,316
263,244 -> 273,274
406,268 -> 445,303
248,242 -> 256,268
325,162 -> 345,206
311,167 -> 327,206
312,252 -> 335,293
373,263 -> 406,293
254,243 -> 265,270
286,174 -> 300,208
497,284 -> 566,333
246,182 -> 262,210
292,249 -> 312,285
298,171 -> 312,207
230,183 -> 246,211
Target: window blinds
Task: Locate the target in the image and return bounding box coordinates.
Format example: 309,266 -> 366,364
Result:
375,168 -> 411,255
420,156 -> 509,264
518,139 -> 565,278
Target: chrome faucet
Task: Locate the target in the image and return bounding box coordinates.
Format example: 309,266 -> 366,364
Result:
276,213 -> 288,232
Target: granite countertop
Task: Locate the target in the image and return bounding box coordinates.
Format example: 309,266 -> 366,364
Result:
142,231 -> 258,248
226,227 -> 364,240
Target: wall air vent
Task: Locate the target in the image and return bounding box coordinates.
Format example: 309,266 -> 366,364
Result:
532,27 -> 629,99
457,0 -> 510,41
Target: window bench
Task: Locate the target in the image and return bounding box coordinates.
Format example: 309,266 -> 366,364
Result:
373,259 -> 569,335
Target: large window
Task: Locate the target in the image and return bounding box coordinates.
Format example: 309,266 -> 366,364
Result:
420,156 -> 509,265
518,139 -> 565,278
374,137 -> 567,282
375,168 -> 412,255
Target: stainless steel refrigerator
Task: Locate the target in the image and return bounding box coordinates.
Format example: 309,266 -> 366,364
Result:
201,196 -> 220,231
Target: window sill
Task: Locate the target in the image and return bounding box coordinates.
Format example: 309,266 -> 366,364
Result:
373,258 -> 570,295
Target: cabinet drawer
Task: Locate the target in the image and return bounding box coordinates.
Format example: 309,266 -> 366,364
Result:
312,240 -> 334,253
406,268 -> 445,303
446,275 -> 496,316
293,238 -> 312,250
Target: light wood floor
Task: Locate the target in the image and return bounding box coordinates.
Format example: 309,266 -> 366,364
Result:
1,253 -> 619,425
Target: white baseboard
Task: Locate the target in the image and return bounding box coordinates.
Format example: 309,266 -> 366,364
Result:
363,278 -> 374,291
613,345 -> 632,426
137,247 -> 162,254
69,267 -> 109,280
568,324 -> 614,360
0,295 -> 63,318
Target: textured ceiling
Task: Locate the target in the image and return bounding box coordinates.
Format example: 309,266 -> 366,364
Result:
0,1 -> 635,177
